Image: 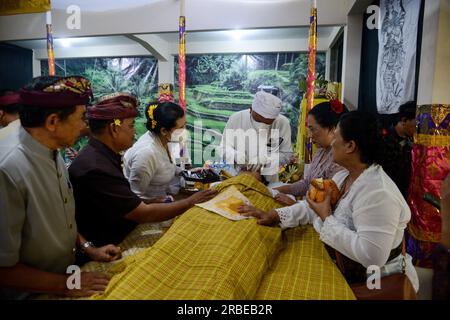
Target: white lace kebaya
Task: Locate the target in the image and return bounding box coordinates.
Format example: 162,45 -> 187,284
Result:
275,164 -> 419,291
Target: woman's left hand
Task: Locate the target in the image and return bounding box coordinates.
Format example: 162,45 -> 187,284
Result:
238,205 -> 280,226
86,244 -> 122,262
306,189 -> 333,222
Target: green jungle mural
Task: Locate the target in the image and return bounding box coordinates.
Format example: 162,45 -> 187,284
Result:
42,53 -> 325,165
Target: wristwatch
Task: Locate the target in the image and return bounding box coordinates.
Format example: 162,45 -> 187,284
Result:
80,241 -> 94,254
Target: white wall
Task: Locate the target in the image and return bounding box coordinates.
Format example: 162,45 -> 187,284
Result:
417,0 -> 450,105
341,13 -> 363,110
31,50 -> 41,77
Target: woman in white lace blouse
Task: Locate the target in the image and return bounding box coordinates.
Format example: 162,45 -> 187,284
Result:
274,101 -> 346,205
239,111 -> 419,291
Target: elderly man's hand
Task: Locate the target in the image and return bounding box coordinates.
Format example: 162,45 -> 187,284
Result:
86,244 -> 122,262
187,189 -> 218,205
65,272 -> 110,297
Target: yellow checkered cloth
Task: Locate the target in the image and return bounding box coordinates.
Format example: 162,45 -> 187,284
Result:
35,222 -> 167,300
92,174 -> 354,300
255,226 -> 355,300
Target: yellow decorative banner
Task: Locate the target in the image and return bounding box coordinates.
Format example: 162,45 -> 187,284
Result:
0,0 -> 50,16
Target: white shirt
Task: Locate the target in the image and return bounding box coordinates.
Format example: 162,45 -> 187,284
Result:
275,164 -> 419,291
0,118 -> 20,141
220,109 -> 292,177
123,131 -> 177,201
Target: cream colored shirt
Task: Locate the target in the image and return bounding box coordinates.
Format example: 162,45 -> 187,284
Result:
220,109 -> 292,167
0,127 -> 77,298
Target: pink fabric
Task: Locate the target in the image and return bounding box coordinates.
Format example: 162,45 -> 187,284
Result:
290,147 -> 344,196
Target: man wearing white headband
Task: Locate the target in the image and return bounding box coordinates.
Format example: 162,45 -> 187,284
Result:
220,91 -> 292,181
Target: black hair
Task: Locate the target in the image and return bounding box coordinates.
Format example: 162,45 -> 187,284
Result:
396,101 -> 416,124
0,90 -> 21,114
145,101 -> 185,134
88,119 -> 113,135
18,76 -> 78,128
308,101 -> 349,129
338,111 -> 385,165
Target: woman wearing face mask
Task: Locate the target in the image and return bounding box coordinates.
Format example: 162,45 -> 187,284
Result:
274,101 -> 348,205
123,101 -> 188,204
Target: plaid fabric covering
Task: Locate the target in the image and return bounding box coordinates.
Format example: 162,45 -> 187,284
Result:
255,226 -> 355,300
35,222 -> 168,300
92,174 -> 354,300
95,175 -> 283,300
82,222 -> 169,275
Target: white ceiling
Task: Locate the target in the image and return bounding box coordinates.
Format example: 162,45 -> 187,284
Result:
8,26 -> 337,50
51,0 -> 165,12
158,27 -> 336,42
50,0 -> 300,12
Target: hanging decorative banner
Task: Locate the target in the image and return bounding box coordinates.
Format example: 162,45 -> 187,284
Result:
306,0 -> 317,114
377,0 -> 421,114
178,0 -> 186,111
407,104 -> 450,267
46,11 -> 55,76
298,0 -> 317,164
0,0 -> 50,16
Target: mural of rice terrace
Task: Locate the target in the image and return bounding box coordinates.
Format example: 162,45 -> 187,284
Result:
177,53 -> 325,161
42,53 -> 325,163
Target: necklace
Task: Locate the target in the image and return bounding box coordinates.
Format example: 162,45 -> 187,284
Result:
155,133 -> 174,164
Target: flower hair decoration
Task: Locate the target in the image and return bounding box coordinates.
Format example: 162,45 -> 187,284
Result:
147,103 -> 158,129
330,99 -> 344,114
113,119 -> 121,126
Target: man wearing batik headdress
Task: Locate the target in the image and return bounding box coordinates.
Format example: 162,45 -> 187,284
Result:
69,93 -> 216,248
220,91 -> 292,181
0,76 -> 121,299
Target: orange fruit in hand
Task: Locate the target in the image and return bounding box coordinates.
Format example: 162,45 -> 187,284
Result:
308,178 -> 340,205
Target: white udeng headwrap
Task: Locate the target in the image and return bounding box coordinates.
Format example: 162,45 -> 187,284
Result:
251,91 -> 282,119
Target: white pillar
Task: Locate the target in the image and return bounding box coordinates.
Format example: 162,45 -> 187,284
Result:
325,48 -> 331,81
158,57 -> 174,85
417,0 -> 450,105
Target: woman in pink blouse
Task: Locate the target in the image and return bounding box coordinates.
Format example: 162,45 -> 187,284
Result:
275,101 -> 347,205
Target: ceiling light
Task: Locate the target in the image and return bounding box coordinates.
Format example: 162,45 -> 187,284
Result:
231,29 -> 243,41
